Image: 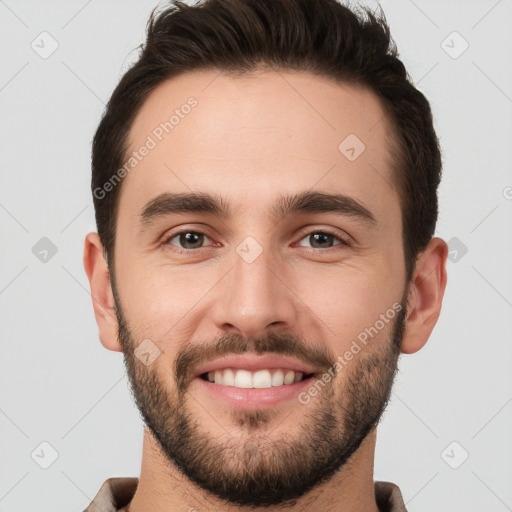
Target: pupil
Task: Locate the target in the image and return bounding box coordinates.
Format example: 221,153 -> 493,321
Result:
312,233 -> 332,248
181,232 -> 202,249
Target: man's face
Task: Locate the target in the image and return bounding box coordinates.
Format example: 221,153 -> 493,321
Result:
112,69 -> 409,506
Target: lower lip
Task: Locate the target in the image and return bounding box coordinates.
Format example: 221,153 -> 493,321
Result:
193,376 -> 314,409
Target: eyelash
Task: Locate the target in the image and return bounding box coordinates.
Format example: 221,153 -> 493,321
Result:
162,228 -> 351,254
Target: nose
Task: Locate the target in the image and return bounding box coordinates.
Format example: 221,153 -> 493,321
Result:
210,245 -> 299,339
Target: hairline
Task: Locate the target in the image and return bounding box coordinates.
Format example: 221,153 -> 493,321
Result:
106,66 -> 412,282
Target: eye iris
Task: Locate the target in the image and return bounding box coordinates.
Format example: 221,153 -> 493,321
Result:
180,232 -> 203,249
174,232 -> 337,250
310,233 -> 333,248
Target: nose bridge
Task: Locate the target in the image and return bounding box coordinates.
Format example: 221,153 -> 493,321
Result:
212,235 -> 297,337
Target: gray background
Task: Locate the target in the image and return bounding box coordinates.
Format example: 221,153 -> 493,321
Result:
1,0 -> 511,511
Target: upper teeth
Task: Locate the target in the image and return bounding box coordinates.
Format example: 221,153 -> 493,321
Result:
206,369 -> 304,388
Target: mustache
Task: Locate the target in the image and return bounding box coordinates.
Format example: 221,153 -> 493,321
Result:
174,331 -> 337,391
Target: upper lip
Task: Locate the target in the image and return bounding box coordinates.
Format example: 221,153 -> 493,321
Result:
193,353 -> 317,379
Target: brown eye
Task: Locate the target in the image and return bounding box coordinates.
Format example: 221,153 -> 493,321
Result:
166,231 -> 210,251
297,231 -> 349,250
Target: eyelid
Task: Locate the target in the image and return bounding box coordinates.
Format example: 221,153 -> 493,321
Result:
162,225 -> 352,253
162,227 -> 215,252
294,227 -> 352,248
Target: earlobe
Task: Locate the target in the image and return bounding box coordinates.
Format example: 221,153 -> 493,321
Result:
83,232 -> 122,352
400,237 -> 448,354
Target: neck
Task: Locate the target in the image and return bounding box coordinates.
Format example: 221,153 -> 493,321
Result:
127,427 -> 381,512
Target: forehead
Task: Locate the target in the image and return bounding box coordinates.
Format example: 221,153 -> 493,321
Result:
120,68 -> 399,223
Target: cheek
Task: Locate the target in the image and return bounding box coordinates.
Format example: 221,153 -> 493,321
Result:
115,259 -> 219,340
291,264 -> 400,354
115,236 -> 404,353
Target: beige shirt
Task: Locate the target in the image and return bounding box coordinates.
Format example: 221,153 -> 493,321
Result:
83,477 -> 408,511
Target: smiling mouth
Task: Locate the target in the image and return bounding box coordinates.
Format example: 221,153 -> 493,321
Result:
199,368 -> 315,388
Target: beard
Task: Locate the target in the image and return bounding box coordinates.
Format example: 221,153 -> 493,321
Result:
113,284 -> 407,508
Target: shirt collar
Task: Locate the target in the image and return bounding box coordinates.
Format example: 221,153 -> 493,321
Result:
84,477 -> 408,511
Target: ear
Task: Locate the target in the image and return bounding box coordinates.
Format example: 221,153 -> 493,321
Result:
401,237 -> 448,354
83,232 -> 122,352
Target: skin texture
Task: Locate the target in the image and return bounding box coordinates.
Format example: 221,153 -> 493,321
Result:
84,68 -> 448,512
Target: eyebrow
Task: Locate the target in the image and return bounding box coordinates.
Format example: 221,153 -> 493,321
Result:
139,190 -> 377,228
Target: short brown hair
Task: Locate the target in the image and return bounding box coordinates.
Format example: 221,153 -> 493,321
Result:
91,0 -> 442,281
